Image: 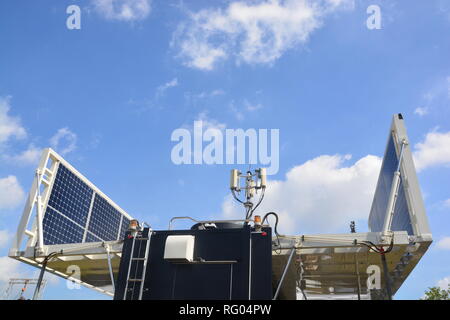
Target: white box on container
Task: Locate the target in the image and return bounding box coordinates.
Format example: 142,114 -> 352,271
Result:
163,235 -> 195,262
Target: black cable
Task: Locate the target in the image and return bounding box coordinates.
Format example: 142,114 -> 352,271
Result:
262,212 -> 280,236
231,189 -> 244,204
33,251 -> 59,300
300,288 -> 308,300
359,237 -> 394,254
359,238 -> 394,300
301,288 -> 308,300
245,206 -> 252,220
262,212 -> 281,253
249,187 -> 265,218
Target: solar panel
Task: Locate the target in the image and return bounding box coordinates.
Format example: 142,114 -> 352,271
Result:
272,114 -> 432,300
87,195 -> 123,242
9,148 -> 135,296
119,217 -> 130,240
9,115 -> 431,299
368,135 -> 413,234
41,163 -> 131,245
42,206 -> 85,245
85,232 -> 103,243
47,164 -> 93,227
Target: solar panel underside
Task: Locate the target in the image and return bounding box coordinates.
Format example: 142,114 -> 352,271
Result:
368,135 -> 413,235
42,164 -> 130,245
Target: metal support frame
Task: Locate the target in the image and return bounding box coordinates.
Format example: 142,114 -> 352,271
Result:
248,234 -> 252,300
168,216 -> 251,230
380,251 -> 393,300
382,139 -> 407,239
9,148 -> 135,297
11,149 -> 58,257
35,169 -> 45,254
3,278 -> 47,300
370,114 -> 432,242
354,252 -> 361,300
273,247 -> 296,300
104,243 -> 115,292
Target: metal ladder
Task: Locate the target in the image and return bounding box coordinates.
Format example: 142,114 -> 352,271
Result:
123,232 -> 151,300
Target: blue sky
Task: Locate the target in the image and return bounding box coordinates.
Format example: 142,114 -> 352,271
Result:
0,0 -> 449,300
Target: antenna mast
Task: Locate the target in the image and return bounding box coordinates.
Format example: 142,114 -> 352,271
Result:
230,168 -> 267,220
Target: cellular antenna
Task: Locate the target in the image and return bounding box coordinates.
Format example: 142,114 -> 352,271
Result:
230,168 -> 267,220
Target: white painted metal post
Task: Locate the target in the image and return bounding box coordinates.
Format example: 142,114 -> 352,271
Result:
35,169 -> 45,254
382,140 -> 407,238
10,149 -> 51,255
104,244 -> 115,292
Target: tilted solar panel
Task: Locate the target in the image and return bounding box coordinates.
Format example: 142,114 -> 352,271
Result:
42,206 -> 85,245
85,231 -> 103,243
368,135 -> 413,234
368,114 -> 431,238
119,217 -> 130,240
10,115 -> 431,298
47,164 -> 93,227
42,163 -> 132,245
9,148 -> 135,295
88,194 -> 123,242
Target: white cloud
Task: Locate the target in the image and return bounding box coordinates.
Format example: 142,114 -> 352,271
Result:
416,76 -> 450,115
0,96 -> 42,166
0,230 -> 11,248
443,199 -> 450,208
50,128 -> 77,156
92,0 -> 152,21
195,89 -> 225,99
130,78 -> 181,112
437,277 -> 450,290
157,78 -> 179,96
173,0 -> 354,70
0,256 -> 60,297
222,154 -> 381,234
229,101 -> 245,121
228,99 -> 262,121
3,144 -> 41,166
184,90 -> 226,109
413,130 -> 450,171
414,107 -> 429,116
89,133 -> 102,150
0,176 -> 25,210
0,257 -> 22,284
0,96 -> 27,146
244,99 -> 263,112
210,89 -> 226,97
436,237 -> 450,250
196,111 -> 226,132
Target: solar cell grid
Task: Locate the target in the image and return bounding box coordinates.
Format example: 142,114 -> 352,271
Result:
119,217 -> 130,240
85,232 -> 103,243
369,135 -> 413,234
392,183 -> 412,234
43,207 -> 84,245
42,162 -> 132,245
47,164 -> 93,226
88,195 -> 122,241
